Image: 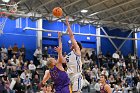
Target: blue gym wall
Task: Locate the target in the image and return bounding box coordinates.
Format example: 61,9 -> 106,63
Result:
0,18 -> 37,60
42,20 -> 96,54
101,27 -> 133,56
0,17 -> 136,59
137,32 -> 140,57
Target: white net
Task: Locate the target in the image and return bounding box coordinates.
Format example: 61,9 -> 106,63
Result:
0,12 -> 8,35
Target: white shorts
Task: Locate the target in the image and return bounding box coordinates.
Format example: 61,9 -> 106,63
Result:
69,73 -> 83,92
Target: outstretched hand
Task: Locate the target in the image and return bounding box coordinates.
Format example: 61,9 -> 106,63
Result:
58,32 -> 62,38
54,46 -> 62,53
39,81 -> 45,89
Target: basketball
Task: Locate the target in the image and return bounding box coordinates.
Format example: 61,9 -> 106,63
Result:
52,7 -> 63,17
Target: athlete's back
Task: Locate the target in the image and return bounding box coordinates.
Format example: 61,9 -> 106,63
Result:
49,66 -> 70,92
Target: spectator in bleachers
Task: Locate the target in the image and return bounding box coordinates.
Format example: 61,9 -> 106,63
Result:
94,79 -> 100,93
20,70 -> 32,83
23,75 -> 31,92
115,75 -> 122,85
113,85 -> 122,93
10,66 -> 18,78
84,69 -> 92,84
41,57 -> 47,67
126,63 -> 132,72
33,70 -> 40,79
8,45 -> 13,59
1,45 -> 7,60
108,59 -> 115,70
106,51 -> 112,59
101,68 -> 109,78
0,80 -> 6,93
112,51 -> 119,62
46,84 -> 53,93
43,47 -> 48,58
40,84 -> 47,93
20,70 -> 27,81
22,62 -> 28,70
0,62 -> 5,76
17,55 -> 23,65
2,72 -> 10,93
1,59 -> 6,68
28,60 -> 36,71
32,74 -> 40,93
136,79 -> 140,93
82,57 -> 90,70
3,53 -> 8,63
33,47 -> 42,67
16,63 -> 22,75
19,44 -> 26,61
7,60 -> 12,73
41,57 -> 48,72
1,43 -> 140,93
11,55 -> 18,66
13,77 -> 25,93
0,46 -> 1,61
82,75 -> 90,92
118,51 -> 124,59
90,50 -> 97,64
98,51 -> 104,67
92,65 -> 99,80
47,46 -> 53,56
108,74 -> 116,88
12,43 -> 19,56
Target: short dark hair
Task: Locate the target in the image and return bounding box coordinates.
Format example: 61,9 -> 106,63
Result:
100,74 -> 107,80
76,41 -> 82,51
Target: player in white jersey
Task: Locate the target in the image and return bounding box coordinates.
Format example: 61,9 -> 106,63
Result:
65,16 -> 83,93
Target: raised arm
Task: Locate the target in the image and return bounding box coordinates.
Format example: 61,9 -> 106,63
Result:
54,32 -> 66,63
42,70 -> 50,84
65,16 -> 81,55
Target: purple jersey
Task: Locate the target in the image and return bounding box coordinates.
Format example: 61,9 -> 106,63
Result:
50,66 -> 71,92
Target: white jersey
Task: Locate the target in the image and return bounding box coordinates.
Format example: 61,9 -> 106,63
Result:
66,51 -> 82,74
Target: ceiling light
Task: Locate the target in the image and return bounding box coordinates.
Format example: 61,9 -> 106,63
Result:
2,0 -> 10,3
89,12 -> 99,16
81,9 -> 88,13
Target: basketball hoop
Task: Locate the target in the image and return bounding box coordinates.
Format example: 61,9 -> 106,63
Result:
0,12 -> 8,35
7,0 -> 18,13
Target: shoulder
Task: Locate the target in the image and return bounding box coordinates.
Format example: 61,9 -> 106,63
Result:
104,84 -> 112,92
45,70 -> 50,74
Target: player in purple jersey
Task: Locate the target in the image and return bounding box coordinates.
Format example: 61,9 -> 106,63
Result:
42,32 -> 72,93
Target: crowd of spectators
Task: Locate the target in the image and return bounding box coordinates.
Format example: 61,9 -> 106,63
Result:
0,43 -> 140,93
82,50 -> 140,93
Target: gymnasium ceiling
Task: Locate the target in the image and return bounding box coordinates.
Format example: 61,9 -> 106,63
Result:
0,0 -> 140,31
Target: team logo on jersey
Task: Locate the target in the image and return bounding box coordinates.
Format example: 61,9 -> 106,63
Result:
51,70 -> 59,79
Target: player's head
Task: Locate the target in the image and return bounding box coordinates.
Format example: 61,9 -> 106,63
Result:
70,41 -> 82,51
46,84 -> 52,92
100,74 -> 107,83
47,58 -> 57,68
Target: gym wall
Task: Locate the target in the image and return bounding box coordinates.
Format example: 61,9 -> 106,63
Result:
0,18 -> 37,60
137,32 -> 140,57
42,20 -> 96,53
101,27 -> 133,56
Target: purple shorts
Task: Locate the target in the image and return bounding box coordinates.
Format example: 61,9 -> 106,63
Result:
56,85 -> 72,93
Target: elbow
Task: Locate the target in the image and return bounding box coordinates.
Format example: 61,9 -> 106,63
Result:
70,34 -> 74,39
